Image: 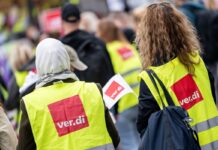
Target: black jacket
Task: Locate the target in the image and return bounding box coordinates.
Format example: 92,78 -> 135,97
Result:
61,30 -> 115,86
137,69 -> 216,137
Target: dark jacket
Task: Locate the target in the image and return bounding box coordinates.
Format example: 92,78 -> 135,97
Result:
61,30 -> 115,86
17,79 -> 120,150
195,10 -> 218,64
122,28 -> 136,45
179,2 -> 218,64
137,69 -> 216,137
179,2 -> 205,25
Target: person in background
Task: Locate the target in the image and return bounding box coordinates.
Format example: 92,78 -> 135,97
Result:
173,0 -> 218,103
0,13 -> 10,45
11,44 -> 34,72
96,19 -> 141,150
4,24 -> 41,132
172,0 -> 205,25
131,5 -> 148,29
25,24 -> 41,46
136,2 -> 218,149
4,39 -> 35,130
17,38 -> 120,150
108,12 -> 136,44
203,0 -> 217,9
196,0 -> 218,105
79,11 -> 99,34
5,24 -> 39,111
107,12 -> 135,30
61,3 -> 114,87
0,103 -> 17,150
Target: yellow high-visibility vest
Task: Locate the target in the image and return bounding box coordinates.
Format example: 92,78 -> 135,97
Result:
14,71 -> 28,130
107,41 -> 141,113
0,84 -> 8,101
70,0 -> 80,4
14,71 -> 28,88
12,9 -> 27,33
139,54 -> 218,150
23,81 -> 113,150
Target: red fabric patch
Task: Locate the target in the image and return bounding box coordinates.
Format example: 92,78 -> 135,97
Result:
117,47 -> 134,60
48,95 -> 89,137
171,74 -> 203,110
105,81 -> 124,100
31,68 -> 37,74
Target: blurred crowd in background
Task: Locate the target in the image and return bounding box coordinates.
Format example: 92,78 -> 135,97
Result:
0,0 -> 218,149
1,0 -> 218,85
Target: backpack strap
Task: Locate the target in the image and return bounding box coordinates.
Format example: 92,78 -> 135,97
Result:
147,69 -> 175,107
147,70 -> 166,108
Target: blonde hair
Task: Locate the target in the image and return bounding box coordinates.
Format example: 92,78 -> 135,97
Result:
136,2 -> 201,74
11,43 -> 34,71
80,12 -> 99,33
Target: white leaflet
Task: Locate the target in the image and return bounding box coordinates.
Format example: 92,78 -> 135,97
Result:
103,74 -> 136,109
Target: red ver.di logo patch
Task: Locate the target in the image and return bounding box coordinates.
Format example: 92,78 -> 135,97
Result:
117,47 -> 134,60
171,74 -> 203,110
48,95 -> 89,137
105,81 -> 124,100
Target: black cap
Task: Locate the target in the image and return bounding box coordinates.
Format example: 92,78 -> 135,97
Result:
61,3 -> 81,23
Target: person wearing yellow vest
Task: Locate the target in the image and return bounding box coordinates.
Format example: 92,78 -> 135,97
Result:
96,19 -> 141,150
6,43 -> 35,111
136,2 -> 218,150
6,25 -> 44,112
5,43 -> 35,131
17,38 -> 120,150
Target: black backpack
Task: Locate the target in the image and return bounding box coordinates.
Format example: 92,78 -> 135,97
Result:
195,10 -> 218,64
139,70 -> 201,150
73,38 -> 114,86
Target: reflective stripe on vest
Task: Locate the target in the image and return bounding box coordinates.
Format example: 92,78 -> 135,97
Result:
192,116 -> 218,133
107,41 -> 141,113
138,54 -> 218,148
130,82 -> 140,89
23,81 -> 112,149
122,68 -> 140,88
121,67 -> 141,77
201,140 -> 218,150
88,143 -> 114,150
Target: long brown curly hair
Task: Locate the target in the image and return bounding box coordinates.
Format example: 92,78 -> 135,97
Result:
136,2 -> 201,74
